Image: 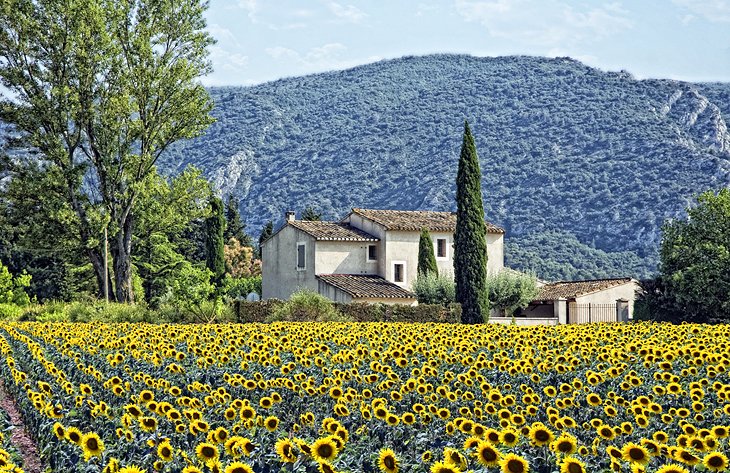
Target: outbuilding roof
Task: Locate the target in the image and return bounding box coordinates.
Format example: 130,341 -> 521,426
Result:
288,220 -> 379,241
317,274 -> 416,299
349,208 -> 504,233
535,278 -> 634,300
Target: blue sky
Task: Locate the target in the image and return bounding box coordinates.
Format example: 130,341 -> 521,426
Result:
203,0 -> 730,86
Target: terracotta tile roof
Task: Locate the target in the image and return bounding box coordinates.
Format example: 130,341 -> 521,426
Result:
535,278 -> 634,300
350,208 -> 504,234
288,221 -> 379,241
317,274 -> 416,299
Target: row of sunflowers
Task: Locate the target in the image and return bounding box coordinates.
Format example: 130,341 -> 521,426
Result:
0,321 -> 728,473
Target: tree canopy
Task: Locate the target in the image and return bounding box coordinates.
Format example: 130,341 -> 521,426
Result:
0,0 -> 215,301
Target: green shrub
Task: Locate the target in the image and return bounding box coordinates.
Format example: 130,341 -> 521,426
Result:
268,290 -> 350,322
232,299 -> 284,323
413,272 -> 456,306
485,270 -> 540,318
0,303 -> 24,320
220,276 -> 262,300
167,298 -> 235,324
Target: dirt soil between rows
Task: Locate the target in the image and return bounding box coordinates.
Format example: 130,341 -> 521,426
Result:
0,379 -> 42,473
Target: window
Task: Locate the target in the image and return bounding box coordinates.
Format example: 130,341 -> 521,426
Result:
367,244 -> 377,261
297,243 -> 306,270
436,238 -> 447,259
393,262 -> 405,283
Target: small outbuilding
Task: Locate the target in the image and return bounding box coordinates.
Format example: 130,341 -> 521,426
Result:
518,277 -> 639,324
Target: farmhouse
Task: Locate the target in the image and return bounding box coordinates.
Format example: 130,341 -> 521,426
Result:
261,208 -> 505,305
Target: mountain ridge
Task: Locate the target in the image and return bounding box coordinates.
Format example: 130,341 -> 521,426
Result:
9,53 -> 730,281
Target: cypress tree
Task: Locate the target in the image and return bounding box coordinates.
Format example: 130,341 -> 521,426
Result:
417,228 -> 439,276
454,120 -> 489,323
205,197 -> 226,286
224,195 -> 252,246
257,220 -> 274,258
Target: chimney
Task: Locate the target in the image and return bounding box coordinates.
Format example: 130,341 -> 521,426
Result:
285,211 -> 296,222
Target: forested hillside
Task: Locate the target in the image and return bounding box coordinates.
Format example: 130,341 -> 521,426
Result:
37,55 -> 730,280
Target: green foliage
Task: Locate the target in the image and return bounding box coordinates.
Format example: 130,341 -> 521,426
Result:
417,229 -> 439,276
455,121 -> 489,324
257,220 -> 274,258
485,271 -> 540,316
505,230 -> 652,281
205,197 -> 226,286
0,261 -> 31,306
224,195 -> 252,246
220,276 -> 262,300
301,206 -> 322,221
166,264 -> 215,309
413,272 -> 455,306
654,189 -> 730,323
0,0 -> 215,302
268,290 -> 348,322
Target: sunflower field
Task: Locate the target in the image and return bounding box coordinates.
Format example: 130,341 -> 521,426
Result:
0,321 -> 729,473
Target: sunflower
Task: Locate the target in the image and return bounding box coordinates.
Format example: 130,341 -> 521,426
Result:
311,437 -> 339,463
655,465 -> 689,473
475,441 -> 501,467
195,442 -> 220,466
528,424 -> 554,447
223,462 -> 254,473
66,427 -> 83,445
264,416 -> 279,432
674,448 -> 701,466
318,461 -> 338,473
429,462 -> 460,473
703,452 -> 729,472
500,453 -> 529,473
443,448 -> 467,470
214,427 -> 229,443
118,467 -> 145,473
463,437 -> 481,450
621,442 -> 650,467
157,441 -> 173,462
560,456 -> 585,473
275,438 -> 297,463
52,422 -> 65,440
500,429 -> 519,447
81,432 -> 105,460
422,450 -> 433,463
551,434 -> 578,455
139,416 -> 158,433
597,425 -> 616,440
377,448 -> 399,473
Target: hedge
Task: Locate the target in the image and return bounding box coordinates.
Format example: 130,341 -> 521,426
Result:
232,299 -> 461,324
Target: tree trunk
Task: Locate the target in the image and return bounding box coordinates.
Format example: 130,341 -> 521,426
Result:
112,210 -> 135,303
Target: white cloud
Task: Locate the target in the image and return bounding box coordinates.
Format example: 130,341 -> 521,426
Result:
265,46 -> 299,60
237,0 -> 259,21
454,0 -> 633,46
209,46 -> 249,77
672,0 -> 730,22
327,2 -> 368,23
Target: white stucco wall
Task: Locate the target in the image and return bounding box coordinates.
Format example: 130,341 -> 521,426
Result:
314,241 -> 378,275
261,226 -> 318,300
489,317 -> 558,326
575,281 -> 639,319
317,281 -> 354,303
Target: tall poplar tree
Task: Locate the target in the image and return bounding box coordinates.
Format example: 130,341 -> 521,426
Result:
417,229 -> 438,276
205,197 -> 226,286
0,0 -> 215,302
454,121 -> 489,323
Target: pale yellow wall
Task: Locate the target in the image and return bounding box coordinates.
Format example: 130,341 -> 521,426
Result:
315,241 -> 377,275
344,214 -> 387,276
486,233 -> 505,275
575,281 -> 639,319
261,226 -> 318,300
